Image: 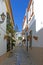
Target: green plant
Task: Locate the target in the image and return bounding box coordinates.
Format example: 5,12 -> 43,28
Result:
4,21 -> 16,52
18,37 -> 22,40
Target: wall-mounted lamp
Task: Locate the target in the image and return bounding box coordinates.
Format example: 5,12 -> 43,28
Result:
0,12 -> 6,24
0,13 -> 6,36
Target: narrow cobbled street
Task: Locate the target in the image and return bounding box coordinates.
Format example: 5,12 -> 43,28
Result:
0,46 -> 36,65
0,0 -> 43,65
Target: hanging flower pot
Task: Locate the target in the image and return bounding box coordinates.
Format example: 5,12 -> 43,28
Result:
33,36 -> 38,40
27,35 -> 31,41
22,30 -> 25,35
25,25 -> 28,32
22,39 -> 26,42
4,34 -> 10,40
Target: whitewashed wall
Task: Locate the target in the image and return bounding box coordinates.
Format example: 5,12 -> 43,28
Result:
22,0 -> 43,47
23,19 -> 27,30
27,0 -> 43,47
29,19 -> 43,47
34,0 -> 43,32
0,0 -> 7,56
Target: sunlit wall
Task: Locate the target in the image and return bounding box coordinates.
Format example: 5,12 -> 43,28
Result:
0,0 -> 7,56
34,0 -> 43,32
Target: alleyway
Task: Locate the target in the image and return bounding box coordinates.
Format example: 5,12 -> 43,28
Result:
0,46 -> 36,65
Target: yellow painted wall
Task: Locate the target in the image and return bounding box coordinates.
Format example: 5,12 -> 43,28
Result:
4,0 -> 14,27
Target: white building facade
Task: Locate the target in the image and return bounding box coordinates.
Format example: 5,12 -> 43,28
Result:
0,0 -> 7,56
15,32 -> 22,46
22,0 -> 43,64
22,0 -> 43,48
28,0 -> 43,47
0,0 -> 14,56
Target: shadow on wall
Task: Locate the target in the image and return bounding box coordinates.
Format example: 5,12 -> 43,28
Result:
29,17 -> 43,47
36,28 -> 43,47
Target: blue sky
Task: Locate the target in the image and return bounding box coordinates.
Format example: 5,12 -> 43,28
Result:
10,0 -> 30,31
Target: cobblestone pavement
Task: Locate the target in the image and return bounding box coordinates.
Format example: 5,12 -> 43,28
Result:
0,46 -> 37,65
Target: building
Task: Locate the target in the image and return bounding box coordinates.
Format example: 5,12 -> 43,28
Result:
4,0 -> 14,27
22,0 -> 43,65
0,0 -> 7,56
22,0 -> 43,48
15,32 -> 22,46
22,15 -> 28,47
4,0 -> 14,52
15,32 -> 22,40
27,0 -> 43,47
0,0 -> 14,56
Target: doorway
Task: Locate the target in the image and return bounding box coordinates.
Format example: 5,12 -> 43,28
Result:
29,30 -> 32,48
7,38 -> 10,52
